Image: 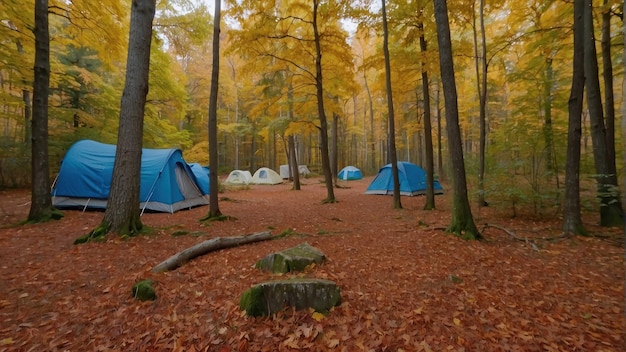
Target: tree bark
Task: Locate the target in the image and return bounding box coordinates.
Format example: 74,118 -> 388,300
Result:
152,231 -> 272,273
287,75 -> 301,190
583,0 -> 623,227
601,0 -> 616,178
433,0 -> 480,239
418,20 -> 435,210
99,0 -> 155,237
28,0 -> 57,223
207,0 -> 223,218
382,0 -> 401,209
562,0 -> 586,235
312,0 -> 336,203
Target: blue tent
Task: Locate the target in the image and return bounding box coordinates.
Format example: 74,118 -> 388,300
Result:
338,166 -> 363,180
365,161 -> 443,196
52,140 -> 209,213
188,163 -> 210,194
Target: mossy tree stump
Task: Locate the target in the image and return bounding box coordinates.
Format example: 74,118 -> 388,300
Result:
239,278 -> 341,317
255,242 -> 325,273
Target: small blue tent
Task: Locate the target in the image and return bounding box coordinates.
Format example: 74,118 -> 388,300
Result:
338,166 -> 363,180
188,163 -> 210,194
365,161 -> 443,196
52,140 -> 209,213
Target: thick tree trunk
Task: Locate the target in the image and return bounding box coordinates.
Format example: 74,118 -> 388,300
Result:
434,0 -> 480,239
28,0 -> 57,223
312,0 -> 335,203
207,0 -> 222,218
419,20 -> 435,210
152,231 -> 272,273
583,0 -> 623,227
601,0 -> 616,178
100,0 -> 155,236
382,0 -> 401,209
563,0 -> 586,235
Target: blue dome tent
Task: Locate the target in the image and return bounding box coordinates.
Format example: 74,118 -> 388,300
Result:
338,166 -> 363,180
365,161 -> 443,196
52,140 -> 209,213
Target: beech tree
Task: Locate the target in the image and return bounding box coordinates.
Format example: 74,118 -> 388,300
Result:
381,0 -> 401,209
28,0 -> 59,223
207,0 -> 223,218
562,0 -> 585,235
79,0 -> 157,242
433,0 -> 480,239
583,0 -> 623,227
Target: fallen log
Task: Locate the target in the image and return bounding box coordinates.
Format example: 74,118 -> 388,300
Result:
151,231 -> 272,273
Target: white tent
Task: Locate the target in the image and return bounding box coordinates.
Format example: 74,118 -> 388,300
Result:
224,170 -> 252,185
251,167 -> 283,185
279,164 -> 311,179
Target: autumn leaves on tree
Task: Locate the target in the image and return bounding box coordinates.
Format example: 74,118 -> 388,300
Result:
2,0 -> 623,236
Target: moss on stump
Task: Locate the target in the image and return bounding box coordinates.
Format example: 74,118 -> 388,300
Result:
132,279 -> 156,301
239,278 -> 341,317
255,242 -> 325,273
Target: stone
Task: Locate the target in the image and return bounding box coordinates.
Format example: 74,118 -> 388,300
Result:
239,278 -> 341,317
255,242 -> 325,273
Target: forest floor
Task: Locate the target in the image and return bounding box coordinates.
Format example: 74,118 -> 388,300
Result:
0,176 -> 624,352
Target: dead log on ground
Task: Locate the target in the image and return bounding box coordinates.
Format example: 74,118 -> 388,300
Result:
151,231 -> 272,273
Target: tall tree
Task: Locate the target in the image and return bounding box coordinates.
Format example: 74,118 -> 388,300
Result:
476,0 -> 488,207
583,0 -> 623,227
313,0 -> 336,203
207,0 -> 223,218
562,0 -> 586,235
600,0 -> 616,179
381,0 -> 401,209
28,0 -> 59,223
433,0 -> 480,239
81,0 -> 156,241
418,19 -> 436,210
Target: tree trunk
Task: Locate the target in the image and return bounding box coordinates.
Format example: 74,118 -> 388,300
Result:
382,0 -> 401,209
583,0 -> 623,227
207,0 -> 223,218
419,20 -> 435,210
621,0 -> 626,217
287,76 -> 301,190
434,0 -> 480,239
312,0 -> 335,203
331,110 -> 339,185
472,0 -> 489,207
543,58 -> 555,174
435,79 -> 444,181
152,231 -> 272,273
99,0 -> 156,236
28,0 -> 57,223
563,0 -> 586,235
363,70 -> 376,173
601,0 -> 616,178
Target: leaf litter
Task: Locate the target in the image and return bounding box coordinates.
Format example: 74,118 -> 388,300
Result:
0,179 -> 623,351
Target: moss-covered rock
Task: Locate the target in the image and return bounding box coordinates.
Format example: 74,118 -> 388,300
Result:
132,279 -> 156,301
239,278 -> 341,317
255,242 -> 325,273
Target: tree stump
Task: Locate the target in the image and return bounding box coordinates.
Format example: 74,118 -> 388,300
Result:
255,242 -> 325,273
239,278 -> 341,317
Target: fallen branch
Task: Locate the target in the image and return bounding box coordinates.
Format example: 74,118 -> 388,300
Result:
481,224 -> 540,252
151,231 -> 273,273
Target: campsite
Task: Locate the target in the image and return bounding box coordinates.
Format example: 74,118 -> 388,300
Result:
1,176 -> 623,351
